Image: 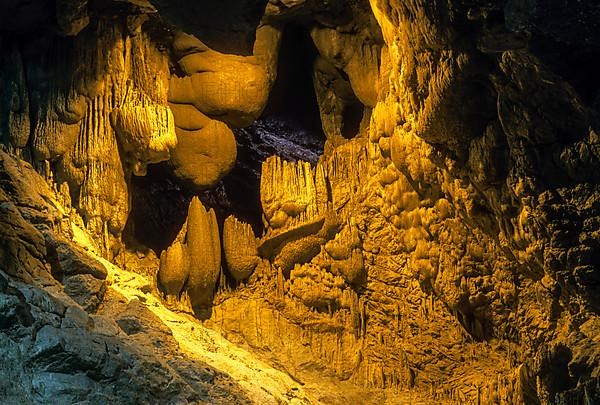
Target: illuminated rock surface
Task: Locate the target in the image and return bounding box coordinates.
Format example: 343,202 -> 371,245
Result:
0,0 -> 599,403
223,215 -> 259,282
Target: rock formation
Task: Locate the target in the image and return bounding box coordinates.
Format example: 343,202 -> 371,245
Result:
158,197 -> 221,317
0,150 -> 247,403
1,6 -> 178,257
0,0 -> 599,403
208,1 -> 600,403
167,24 -> 282,189
260,155 -> 329,232
223,216 -> 259,282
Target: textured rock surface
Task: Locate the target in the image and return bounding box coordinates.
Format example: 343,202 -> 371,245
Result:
223,215 -> 260,282
0,273 -> 248,404
158,197 -> 221,317
206,1 -> 600,403
0,150 -> 248,403
0,7 -> 177,257
0,0 -> 599,404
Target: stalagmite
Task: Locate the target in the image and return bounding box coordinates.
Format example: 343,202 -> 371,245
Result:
157,197 -> 221,317
223,215 -> 259,282
158,241 -> 188,297
185,197 -> 221,315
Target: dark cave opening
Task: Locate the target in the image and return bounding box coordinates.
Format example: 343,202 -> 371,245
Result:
341,101 -> 365,139
124,24 -> 327,254
530,34 -> 600,109
123,164 -> 193,255
261,24 -> 325,138
221,23 -> 327,235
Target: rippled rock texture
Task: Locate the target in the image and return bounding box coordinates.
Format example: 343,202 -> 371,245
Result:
0,0 -> 599,403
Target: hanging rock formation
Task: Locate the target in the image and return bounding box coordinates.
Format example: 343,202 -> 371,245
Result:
310,2 -> 384,143
0,6 -> 177,256
167,104 -> 237,189
167,24 -> 282,189
168,25 -> 281,128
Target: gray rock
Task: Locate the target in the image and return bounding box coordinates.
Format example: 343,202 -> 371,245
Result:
32,372 -> 97,404
47,238 -> 108,281
63,274 -> 106,313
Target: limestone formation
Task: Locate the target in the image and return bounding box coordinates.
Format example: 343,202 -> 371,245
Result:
0,0 -> 599,403
169,26 -> 281,128
260,156 -> 329,233
185,197 -> 221,314
168,105 -> 237,189
158,240 -> 188,297
0,151 -> 250,403
325,221 -> 366,285
309,2 -> 384,142
1,14 -> 177,256
166,25 -> 281,189
223,216 -> 259,282
157,197 -> 221,317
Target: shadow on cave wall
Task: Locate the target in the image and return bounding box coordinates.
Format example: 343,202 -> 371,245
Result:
150,0 -> 269,55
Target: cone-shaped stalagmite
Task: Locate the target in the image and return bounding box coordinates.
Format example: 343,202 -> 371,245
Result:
223,215 -> 259,282
157,197 -> 221,316
186,197 -> 221,314
158,241 -> 188,296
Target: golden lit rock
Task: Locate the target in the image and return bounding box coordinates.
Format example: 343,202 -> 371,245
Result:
223,215 -> 259,282
169,108 -> 237,189
157,197 -> 221,317
186,197 -> 221,316
168,25 -> 281,128
1,0 -> 599,403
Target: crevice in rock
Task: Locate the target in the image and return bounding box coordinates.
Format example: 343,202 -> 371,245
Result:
200,24 -> 327,235
262,24 -> 325,139
123,163 -> 193,254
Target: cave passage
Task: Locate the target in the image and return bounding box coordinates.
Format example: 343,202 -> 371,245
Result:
125,24 -> 327,253
222,24 -> 327,234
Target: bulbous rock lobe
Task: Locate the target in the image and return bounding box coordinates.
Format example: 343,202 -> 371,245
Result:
167,26 -> 281,188
157,197 -> 221,318
168,104 -> 237,189
223,215 -> 259,282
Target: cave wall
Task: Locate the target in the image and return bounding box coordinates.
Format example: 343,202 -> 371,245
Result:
206,0 -> 600,403
0,0 -> 598,404
0,4 -> 177,258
